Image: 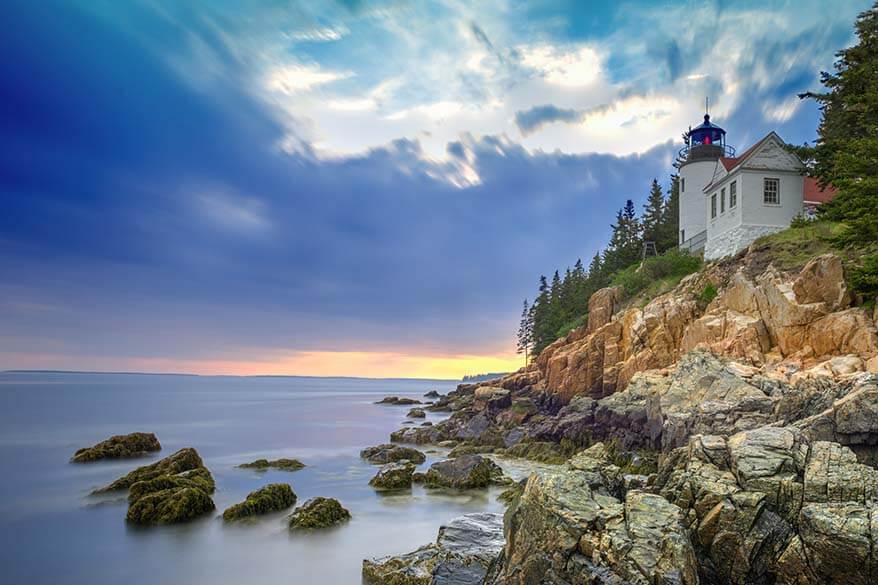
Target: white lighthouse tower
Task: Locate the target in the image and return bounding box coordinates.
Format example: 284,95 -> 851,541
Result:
677,105 -> 735,252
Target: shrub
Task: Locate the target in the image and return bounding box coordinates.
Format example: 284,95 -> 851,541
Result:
850,254 -> 878,303
697,283 -> 718,306
611,250 -> 701,299
555,314 -> 588,338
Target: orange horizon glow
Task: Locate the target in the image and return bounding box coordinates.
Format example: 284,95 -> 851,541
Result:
0,349 -> 526,380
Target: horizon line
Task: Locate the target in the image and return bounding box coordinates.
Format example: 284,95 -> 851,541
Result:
0,368 -> 464,382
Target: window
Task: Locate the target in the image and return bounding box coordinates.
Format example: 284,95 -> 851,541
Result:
680,229 -> 685,243
711,193 -> 717,218
730,181 -> 737,208
721,188 -> 726,213
764,178 -> 780,205
681,177 -> 685,193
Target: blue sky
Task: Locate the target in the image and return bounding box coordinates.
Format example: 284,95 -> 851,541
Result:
0,0 -> 868,376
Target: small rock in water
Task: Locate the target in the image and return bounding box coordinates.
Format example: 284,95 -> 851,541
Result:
288,497 -> 350,530
407,408 -> 426,418
369,461 -> 417,490
375,396 -> 422,405
360,444 -> 426,464
424,455 -> 508,489
238,458 -> 305,471
362,512 -> 504,585
222,483 -> 297,521
71,432 -> 161,463
423,390 -> 441,398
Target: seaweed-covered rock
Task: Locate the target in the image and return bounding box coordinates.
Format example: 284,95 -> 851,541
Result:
407,408 -> 426,418
71,432 -> 161,463
125,466 -> 216,525
363,513 -> 504,585
369,461 -> 417,490
238,458 -> 305,471
360,444 -> 426,465
423,455 -> 508,489
288,497 -> 351,530
94,447 -> 205,493
222,483 -> 297,521
376,396 -> 422,405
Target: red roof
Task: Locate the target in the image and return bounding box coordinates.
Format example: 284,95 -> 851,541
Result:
803,176 -> 837,204
719,133 -> 774,173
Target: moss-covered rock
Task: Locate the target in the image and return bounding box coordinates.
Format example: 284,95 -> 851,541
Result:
447,444 -> 495,458
94,447 -> 205,493
238,458 -> 305,472
375,396 -> 422,405
222,483 -> 297,521
423,455 -> 508,489
406,408 -> 426,418
497,441 -> 569,464
71,432 -> 161,463
360,444 -> 426,465
126,485 -> 215,525
369,461 -> 416,490
288,497 -> 351,530
128,467 -> 215,503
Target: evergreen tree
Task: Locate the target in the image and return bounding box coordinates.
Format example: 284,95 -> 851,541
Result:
604,200 -> 643,272
516,299 -> 533,365
530,275 -> 553,354
799,2 -> 878,245
660,174 -> 681,252
642,179 -> 665,244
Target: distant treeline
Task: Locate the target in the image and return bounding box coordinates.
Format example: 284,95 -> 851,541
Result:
517,176 -> 681,361
461,372 -> 510,383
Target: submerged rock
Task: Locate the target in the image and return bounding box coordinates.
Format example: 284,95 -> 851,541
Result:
238,458 -> 305,471
360,444 -> 426,465
423,455 -> 508,489
222,483 -> 297,521
71,432 -> 161,463
376,396 -> 422,405
363,512 -> 504,585
369,461 -> 417,490
288,497 -> 350,530
94,447 -> 206,493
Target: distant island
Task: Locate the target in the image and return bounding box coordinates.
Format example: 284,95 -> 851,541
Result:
460,372 -> 510,383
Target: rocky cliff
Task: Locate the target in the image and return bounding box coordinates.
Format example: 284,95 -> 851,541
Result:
384,248 -> 878,584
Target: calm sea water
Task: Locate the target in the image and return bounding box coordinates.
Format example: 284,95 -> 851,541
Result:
0,372 -> 519,585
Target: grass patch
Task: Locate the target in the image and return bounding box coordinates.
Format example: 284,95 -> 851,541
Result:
556,313 -> 588,338
697,283 -> 718,306
611,250 -> 702,301
749,221 -> 846,271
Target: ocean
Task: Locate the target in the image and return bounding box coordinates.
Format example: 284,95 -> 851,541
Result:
0,371 -> 514,584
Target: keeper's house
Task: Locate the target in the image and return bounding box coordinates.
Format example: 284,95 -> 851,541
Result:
676,113 -> 836,260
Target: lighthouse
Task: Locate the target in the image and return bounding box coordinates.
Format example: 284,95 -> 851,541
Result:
676,107 -> 735,252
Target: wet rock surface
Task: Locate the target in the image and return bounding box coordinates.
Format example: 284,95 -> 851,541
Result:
71,432 -> 161,463
94,447 -> 206,493
369,461 -> 417,490
423,455 -> 508,489
363,512 -> 504,585
288,497 -> 351,530
238,458 -> 305,471
222,483 -> 296,521
361,444 -> 427,465
376,396 -> 422,405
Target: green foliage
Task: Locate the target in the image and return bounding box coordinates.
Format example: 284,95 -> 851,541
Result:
697,283 -> 718,306
851,254 -> 878,301
751,221 -> 847,271
790,213 -> 812,229
556,314 -> 588,339
799,3 -> 878,246
610,250 -> 702,299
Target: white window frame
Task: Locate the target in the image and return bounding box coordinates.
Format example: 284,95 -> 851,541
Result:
711,193 -> 717,218
764,178 -> 780,205
681,177 -> 685,193
730,181 -> 737,208
720,187 -> 726,213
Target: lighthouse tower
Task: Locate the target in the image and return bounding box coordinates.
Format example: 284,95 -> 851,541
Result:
677,107 -> 734,251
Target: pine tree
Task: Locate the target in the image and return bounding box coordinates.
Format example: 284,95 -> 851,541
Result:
531,275 -> 553,354
799,3 -> 878,245
605,200 -> 642,272
642,179 -> 665,244
516,299 -> 533,365
659,174 -> 680,251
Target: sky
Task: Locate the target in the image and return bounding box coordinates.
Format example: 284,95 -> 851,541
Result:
0,0 -> 870,378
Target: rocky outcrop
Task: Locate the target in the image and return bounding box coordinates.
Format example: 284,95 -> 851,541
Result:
222,483 -> 296,521
71,432 -> 161,463
125,466 -> 216,525
370,461 -> 417,490
94,447 -> 207,493
489,443 -> 698,584
288,497 -> 350,530
376,396 -> 422,405
238,458 -> 305,471
363,513 -> 504,585
423,455 -> 508,489
361,444 -> 427,465
408,408 -> 427,418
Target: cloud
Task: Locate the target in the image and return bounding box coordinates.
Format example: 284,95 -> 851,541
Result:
265,63 -> 352,94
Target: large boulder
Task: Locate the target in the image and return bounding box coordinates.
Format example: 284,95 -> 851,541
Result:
222,483 -> 297,521
363,513 -> 504,585
71,432 -> 161,463
423,455 -> 507,489
361,444 -> 427,465
125,467 -> 216,525
370,461 -> 417,490
288,497 -> 350,530
94,447 -> 206,493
